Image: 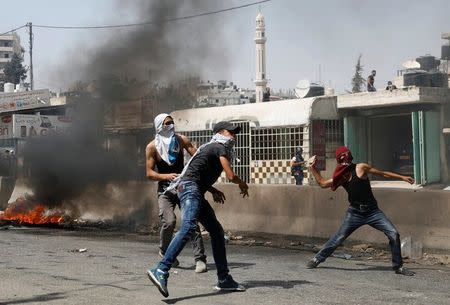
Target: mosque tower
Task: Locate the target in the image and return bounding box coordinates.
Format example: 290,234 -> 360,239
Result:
254,10 -> 267,103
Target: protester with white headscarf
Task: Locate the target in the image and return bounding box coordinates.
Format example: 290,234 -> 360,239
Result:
146,113 -> 209,273
154,113 -> 180,166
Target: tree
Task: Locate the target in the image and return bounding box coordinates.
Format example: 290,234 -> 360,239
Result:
3,53 -> 28,84
351,54 -> 365,93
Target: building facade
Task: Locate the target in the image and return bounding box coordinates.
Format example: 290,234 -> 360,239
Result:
0,33 -> 22,80
196,80 -> 255,107
171,96 -> 343,185
338,87 -> 450,185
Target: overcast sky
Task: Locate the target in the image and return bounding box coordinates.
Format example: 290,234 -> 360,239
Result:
1,0 -> 449,93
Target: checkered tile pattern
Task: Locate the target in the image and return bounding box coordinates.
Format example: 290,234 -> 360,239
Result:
215,160 -> 308,185
251,160 -> 305,184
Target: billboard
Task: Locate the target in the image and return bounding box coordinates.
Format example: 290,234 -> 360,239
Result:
0,114 -> 71,139
0,89 -> 51,113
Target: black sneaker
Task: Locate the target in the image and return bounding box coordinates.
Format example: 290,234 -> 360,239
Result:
147,268 -> 169,297
214,275 -> 246,291
394,267 -> 415,276
159,250 -> 179,268
306,258 -> 320,269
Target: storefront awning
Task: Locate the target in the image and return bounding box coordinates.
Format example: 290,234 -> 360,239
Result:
170,96 -> 338,132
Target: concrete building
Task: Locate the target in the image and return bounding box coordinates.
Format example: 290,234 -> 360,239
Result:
196,80 -> 255,107
0,33 -> 22,80
338,87 -> 450,185
254,11 -> 268,103
170,86 -> 450,187
171,96 -> 343,185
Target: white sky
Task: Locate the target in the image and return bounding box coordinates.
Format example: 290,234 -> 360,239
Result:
1,0 -> 449,93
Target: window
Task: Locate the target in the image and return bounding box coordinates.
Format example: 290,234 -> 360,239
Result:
324,120 -> 344,158
4,54 -> 9,58
251,126 -> 306,160
180,121 -> 251,183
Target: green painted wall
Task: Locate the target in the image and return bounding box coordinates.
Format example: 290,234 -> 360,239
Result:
424,111 -> 441,183
344,116 -> 368,163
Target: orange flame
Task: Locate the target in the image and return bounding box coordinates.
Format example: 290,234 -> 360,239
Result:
0,198 -> 64,225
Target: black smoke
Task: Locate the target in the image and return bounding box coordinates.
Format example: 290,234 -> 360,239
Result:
20,0 -> 228,219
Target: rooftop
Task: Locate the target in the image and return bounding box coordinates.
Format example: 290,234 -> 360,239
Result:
337,87 -> 450,110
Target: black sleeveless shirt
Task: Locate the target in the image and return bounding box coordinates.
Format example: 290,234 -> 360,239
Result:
343,164 -> 377,206
155,135 -> 184,193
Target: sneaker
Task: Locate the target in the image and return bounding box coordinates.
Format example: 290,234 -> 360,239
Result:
147,268 -> 169,298
306,257 -> 320,269
394,267 -> 415,276
195,260 -> 208,273
214,275 -> 246,291
159,250 -> 179,268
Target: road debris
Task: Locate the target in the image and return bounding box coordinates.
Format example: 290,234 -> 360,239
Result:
70,248 -> 87,253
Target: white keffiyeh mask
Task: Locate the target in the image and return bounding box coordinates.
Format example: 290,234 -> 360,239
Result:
154,113 -> 180,165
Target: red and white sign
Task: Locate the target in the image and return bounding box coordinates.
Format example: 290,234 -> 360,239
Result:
12,114 -> 72,138
0,114 -> 72,139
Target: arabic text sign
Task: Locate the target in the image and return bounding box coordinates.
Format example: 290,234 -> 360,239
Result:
0,89 -> 50,112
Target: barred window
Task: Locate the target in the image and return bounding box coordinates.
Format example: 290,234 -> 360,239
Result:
179,121 -> 251,183
251,126 -> 306,160
324,120 -> 344,158
181,129 -> 212,148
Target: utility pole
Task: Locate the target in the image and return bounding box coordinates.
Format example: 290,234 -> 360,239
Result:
27,22 -> 33,90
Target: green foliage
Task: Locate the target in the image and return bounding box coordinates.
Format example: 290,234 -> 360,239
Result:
3,53 -> 28,84
351,55 -> 365,93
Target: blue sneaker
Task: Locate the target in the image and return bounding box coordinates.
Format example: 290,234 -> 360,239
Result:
147,268 -> 169,297
214,275 -> 246,291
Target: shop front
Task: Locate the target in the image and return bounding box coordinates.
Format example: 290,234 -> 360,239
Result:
338,87 -> 450,185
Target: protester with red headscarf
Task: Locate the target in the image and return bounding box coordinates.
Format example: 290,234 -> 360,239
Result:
306,146 -> 416,276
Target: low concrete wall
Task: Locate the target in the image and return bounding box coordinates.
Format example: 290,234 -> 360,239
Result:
7,181 -> 450,251
141,182 -> 450,250
203,184 -> 450,250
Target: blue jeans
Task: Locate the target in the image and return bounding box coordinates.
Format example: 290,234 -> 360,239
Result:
157,181 -> 229,280
314,206 -> 403,269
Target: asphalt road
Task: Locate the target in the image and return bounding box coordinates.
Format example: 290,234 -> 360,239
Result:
0,227 -> 449,305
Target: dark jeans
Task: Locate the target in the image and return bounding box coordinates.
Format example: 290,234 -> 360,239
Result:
294,174 -> 304,185
157,192 -> 206,262
314,206 -> 403,269
157,181 -> 229,280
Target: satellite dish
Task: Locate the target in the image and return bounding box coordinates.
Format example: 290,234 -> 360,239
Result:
402,60 -> 420,69
295,80 -> 311,98
295,79 -> 325,98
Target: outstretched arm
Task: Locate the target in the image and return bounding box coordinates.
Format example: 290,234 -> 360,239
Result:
220,156 -> 249,198
308,156 -> 333,188
359,163 -> 414,184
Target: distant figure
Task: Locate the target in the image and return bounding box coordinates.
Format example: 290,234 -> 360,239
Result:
367,70 -> 377,92
386,81 -> 397,91
290,148 -> 306,185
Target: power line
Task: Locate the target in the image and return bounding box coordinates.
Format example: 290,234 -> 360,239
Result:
0,25 -> 28,36
33,0 -> 271,30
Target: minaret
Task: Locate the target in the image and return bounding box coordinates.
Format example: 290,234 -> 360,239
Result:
254,10 -> 267,103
